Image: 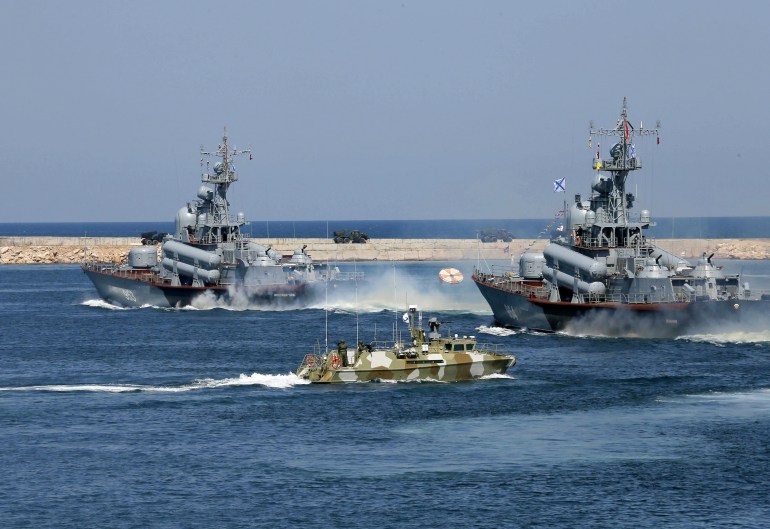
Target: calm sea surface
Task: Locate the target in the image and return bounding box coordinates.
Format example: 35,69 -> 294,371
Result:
2,261 -> 770,528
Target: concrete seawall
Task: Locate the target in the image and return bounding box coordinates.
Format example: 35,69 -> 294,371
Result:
2,236 -> 770,264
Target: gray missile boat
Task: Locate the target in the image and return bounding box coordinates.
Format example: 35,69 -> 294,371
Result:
473,99 -> 770,337
83,129 -> 354,308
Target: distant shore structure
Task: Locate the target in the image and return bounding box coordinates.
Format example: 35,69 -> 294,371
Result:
2,217 -> 770,239
1,237 -> 769,264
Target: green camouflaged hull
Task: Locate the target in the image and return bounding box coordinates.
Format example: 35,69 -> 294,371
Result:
297,348 -> 515,383
297,307 -> 516,383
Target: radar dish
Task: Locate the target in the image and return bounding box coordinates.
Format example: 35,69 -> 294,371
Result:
439,268 -> 464,284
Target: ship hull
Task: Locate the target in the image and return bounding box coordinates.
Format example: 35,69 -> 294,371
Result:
474,276 -> 770,337
473,277 -> 553,332
83,267 -> 305,308
319,357 -> 515,383
299,352 -> 515,384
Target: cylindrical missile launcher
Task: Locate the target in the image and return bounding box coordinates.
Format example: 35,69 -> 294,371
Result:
544,244 -> 608,282
162,240 -> 222,269
543,266 -> 606,296
161,258 -> 221,283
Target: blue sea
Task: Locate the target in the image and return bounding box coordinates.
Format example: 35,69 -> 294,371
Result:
2,216 -> 770,239
2,260 -> 770,528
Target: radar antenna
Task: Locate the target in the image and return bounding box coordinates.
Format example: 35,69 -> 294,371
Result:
194,128 -> 253,244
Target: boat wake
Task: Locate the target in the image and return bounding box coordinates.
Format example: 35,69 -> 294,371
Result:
370,378 -> 448,384
682,388 -> 770,403
310,266 -> 492,314
479,373 -> 516,380
476,325 -> 518,337
657,388 -> 770,417
0,373 -> 310,393
81,299 -> 140,310
82,296 -> 310,312
678,330 -> 770,345
340,373 -> 513,384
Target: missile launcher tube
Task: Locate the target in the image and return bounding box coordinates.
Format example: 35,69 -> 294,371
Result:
161,258 -> 221,283
163,240 -> 222,269
543,266 -> 606,296
544,244 -> 608,280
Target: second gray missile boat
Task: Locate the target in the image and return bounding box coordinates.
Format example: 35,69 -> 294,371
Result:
473,99 -> 770,337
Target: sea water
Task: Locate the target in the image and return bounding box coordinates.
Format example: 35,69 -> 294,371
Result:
1,262 -> 770,528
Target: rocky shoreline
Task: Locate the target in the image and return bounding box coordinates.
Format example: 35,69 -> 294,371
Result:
2,236 -> 770,265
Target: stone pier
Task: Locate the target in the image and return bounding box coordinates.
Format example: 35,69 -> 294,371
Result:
1,236 -> 770,264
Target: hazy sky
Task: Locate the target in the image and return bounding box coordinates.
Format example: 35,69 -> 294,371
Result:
2,0 -> 768,223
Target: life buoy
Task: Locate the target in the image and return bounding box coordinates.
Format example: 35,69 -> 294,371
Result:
305,355 -> 316,368
575,236 -> 581,246
330,354 -> 342,369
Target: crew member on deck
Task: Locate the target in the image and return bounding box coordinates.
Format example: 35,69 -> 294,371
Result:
338,340 -> 348,367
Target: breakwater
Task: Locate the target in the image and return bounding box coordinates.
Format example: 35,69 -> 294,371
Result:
2,236 -> 770,264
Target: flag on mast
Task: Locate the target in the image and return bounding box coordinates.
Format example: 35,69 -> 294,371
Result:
553,178 -> 566,192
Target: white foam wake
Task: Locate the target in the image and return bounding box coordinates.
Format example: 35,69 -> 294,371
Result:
479,373 -> 516,380
81,296 -> 303,312
678,388 -> 770,404
658,388 -> 770,416
476,325 -> 518,337
678,330 -> 770,345
0,372 -> 309,393
81,299 -> 131,310
81,299 -> 162,310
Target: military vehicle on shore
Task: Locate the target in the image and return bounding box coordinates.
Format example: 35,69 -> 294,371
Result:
333,230 -> 369,243
479,229 -> 513,243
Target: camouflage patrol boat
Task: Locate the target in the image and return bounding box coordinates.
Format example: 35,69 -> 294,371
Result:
296,305 -> 516,383
82,129 -> 358,308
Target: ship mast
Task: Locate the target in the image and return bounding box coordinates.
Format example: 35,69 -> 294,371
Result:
587,98 -> 659,246
590,98 -> 659,223
198,127 -> 252,244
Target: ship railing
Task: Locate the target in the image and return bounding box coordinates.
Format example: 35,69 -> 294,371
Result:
598,157 -> 641,171
82,261 -> 164,283
299,353 -> 323,372
575,235 -> 657,250
368,340 -> 406,351
473,265 -> 519,282
299,342 -> 329,371
580,291 -> 691,305
474,342 -> 506,355
575,235 -> 605,248
82,261 -> 114,272
329,271 -> 366,282
754,288 -> 770,300
587,288 -> 770,304
474,267 -> 550,298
